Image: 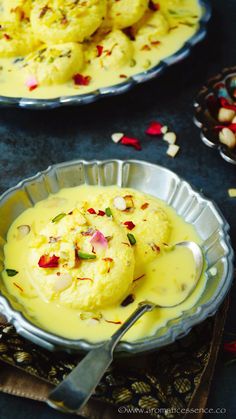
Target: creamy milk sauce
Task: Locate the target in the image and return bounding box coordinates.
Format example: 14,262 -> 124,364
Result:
2,185 -> 206,342
0,0 -> 201,99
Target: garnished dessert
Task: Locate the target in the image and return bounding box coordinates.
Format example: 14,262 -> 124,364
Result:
2,185 -> 206,342
0,0 -> 202,98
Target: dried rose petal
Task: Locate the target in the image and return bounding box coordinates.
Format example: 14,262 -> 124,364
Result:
220,98 -> 236,112
25,76 -> 38,91
123,221 -> 135,230
73,74 -> 91,86
87,208 -> 96,214
98,210 -> 105,216
96,45 -> 103,57
224,341 -> 236,354
215,124 -> 236,132
38,254 -> 60,268
90,230 -> 108,252
145,121 -> 163,135
121,136 -> 142,151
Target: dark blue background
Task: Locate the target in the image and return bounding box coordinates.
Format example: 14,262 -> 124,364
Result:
0,0 -> 235,418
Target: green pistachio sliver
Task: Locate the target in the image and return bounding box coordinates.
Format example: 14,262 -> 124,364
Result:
6,269 -> 19,277
77,251 -> 96,260
52,213 -> 66,223
105,207 -> 113,217
127,233 -> 136,246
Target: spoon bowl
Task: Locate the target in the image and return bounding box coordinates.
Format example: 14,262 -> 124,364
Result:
48,241 -> 204,414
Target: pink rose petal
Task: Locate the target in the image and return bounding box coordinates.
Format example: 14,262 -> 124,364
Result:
25,76 -> 38,91
90,230 -> 108,253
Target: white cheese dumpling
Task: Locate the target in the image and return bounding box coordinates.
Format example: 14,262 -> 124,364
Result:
133,10 -> 169,46
0,21 -> 40,58
89,30 -> 134,69
28,208 -> 135,310
30,0 -> 107,44
21,42 -> 84,85
106,0 -> 149,29
85,189 -> 172,278
160,0 -> 195,20
1,0 -> 32,22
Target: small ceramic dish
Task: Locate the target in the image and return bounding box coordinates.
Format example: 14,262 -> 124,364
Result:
0,160 -> 234,355
0,0 -> 211,109
194,66 -> 236,165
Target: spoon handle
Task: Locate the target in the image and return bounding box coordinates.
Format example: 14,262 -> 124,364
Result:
47,302 -> 155,414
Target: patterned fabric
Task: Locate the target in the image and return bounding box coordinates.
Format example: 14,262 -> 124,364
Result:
0,317 -> 215,418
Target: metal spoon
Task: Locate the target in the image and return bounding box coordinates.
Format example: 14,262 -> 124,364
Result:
47,241 -> 203,414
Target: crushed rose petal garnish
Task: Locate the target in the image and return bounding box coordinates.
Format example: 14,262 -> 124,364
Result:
90,230 -> 108,252
224,341 -> 236,354
38,254 -> 60,268
25,76 -> 38,91
87,208 -> 96,214
96,45 -> 103,57
73,74 -> 91,86
97,210 -> 105,216
220,98 -> 236,112
215,124 -> 236,132
145,121 -> 163,135
123,221 -> 135,230
121,136 -> 142,151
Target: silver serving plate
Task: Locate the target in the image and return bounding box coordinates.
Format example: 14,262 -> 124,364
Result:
0,0 -> 211,109
0,160 -> 234,355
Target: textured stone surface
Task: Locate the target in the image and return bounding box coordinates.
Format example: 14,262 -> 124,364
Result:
0,0 -> 235,417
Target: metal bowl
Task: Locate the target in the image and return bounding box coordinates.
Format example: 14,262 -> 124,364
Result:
0,160 -> 233,355
194,66 -> 236,165
0,0 -> 211,110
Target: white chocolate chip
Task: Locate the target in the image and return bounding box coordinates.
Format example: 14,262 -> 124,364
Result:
166,144 -> 180,157
228,188 -> 236,197
113,196 -> 127,211
161,125 -> 168,134
218,107 -> 235,123
111,133 -> 124,143
219,128 -> 236,149
164,132 -> 177,144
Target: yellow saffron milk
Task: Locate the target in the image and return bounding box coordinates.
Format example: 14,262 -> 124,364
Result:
0,0 -> 201,99
2,185 -> 207,342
